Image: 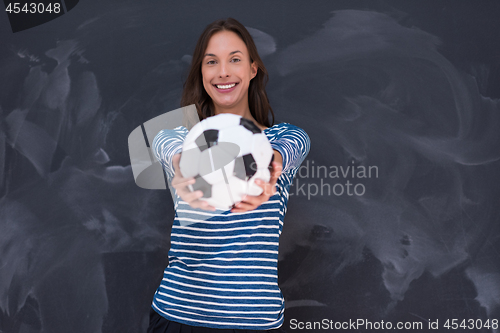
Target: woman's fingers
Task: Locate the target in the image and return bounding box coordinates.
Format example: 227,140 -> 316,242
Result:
258,162 -> 281,196
171,153 -> 187,188
172,153 -> 182,175
231,195 -> 256,212
171,153 -> 216,211
231,200 -> 254,212
231,184 -> 275,213
172,153 -> 193,190
191,196 -> 217,211
270,161 -> 282,185
255,179 -> 276,197
178,186 -> 216,211
171,172 -> 192,188
186,190 -> 204,202
231,161 -> 283,213
199,201 -> 217,211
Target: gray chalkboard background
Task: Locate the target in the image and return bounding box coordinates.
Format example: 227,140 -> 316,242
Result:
1,1 -> 499,332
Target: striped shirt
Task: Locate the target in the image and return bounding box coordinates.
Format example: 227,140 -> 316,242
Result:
151,122 -> 311,329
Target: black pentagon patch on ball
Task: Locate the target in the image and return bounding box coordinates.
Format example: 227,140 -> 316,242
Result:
239,118 -> 261,134
242,154 -> 258,178
233,156 -> 246,180
191,176 -> 212,198
195,129 -> 219,152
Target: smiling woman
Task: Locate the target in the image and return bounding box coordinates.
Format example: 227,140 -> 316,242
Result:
148,18 -> 311,333
201,31 -> 258,121
180,18 -> 274,130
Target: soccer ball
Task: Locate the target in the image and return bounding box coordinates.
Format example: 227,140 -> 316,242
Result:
179,113 -> 274,210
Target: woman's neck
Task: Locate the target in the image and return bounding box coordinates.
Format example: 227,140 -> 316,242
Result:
214,105 -> 267,130
214,104 -> 250,118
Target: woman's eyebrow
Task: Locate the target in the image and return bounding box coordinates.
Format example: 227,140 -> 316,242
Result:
204,50 -> 242,58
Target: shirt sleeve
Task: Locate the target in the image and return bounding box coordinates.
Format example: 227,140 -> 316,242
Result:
152,126 -> 188,180
269,123 -> 311,176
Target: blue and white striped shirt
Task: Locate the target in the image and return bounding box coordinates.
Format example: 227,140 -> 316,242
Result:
151,122 -> 310,330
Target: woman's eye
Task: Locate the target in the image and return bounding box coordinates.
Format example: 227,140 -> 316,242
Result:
206,58 -> 239,65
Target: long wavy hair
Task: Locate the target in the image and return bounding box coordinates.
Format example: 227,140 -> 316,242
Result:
180,18 -> 275,128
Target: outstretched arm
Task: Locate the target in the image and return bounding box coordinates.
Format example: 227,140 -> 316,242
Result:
230,124 -> 310,213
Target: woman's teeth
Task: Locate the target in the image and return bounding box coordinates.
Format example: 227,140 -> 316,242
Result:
216,83 -> 236,89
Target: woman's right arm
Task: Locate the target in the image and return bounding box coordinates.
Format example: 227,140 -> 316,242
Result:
152,128 -> 215,211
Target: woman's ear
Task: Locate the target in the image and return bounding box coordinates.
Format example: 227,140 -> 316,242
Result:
251,62 -> 258,80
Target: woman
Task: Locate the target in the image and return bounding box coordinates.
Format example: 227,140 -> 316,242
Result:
149,18 -> 310,332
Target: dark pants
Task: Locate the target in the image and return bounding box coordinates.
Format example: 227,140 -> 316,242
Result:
147,308 -> 287,333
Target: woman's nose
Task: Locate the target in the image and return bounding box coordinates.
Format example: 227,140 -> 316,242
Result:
218,62 -> 230,77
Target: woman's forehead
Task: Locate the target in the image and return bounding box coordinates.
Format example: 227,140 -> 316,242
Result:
205,31 -> 248,56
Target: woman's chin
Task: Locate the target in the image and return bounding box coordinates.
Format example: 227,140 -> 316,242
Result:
213,100 -> 240,111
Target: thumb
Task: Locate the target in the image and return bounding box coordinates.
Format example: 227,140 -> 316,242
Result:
172,153 -> 182,173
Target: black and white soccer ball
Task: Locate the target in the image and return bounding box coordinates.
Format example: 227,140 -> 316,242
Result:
179,113 -> 274,210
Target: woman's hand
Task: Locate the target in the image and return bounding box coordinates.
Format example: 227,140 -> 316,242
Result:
171,153 -> 217,211
231,160 -> 283,213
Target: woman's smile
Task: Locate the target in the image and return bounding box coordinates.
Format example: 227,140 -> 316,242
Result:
212,82 -> 239,93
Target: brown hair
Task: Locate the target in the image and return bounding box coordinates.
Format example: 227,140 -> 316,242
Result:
180,18 -> 275,128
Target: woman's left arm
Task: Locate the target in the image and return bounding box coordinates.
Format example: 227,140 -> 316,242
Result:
230,124 -> 310,213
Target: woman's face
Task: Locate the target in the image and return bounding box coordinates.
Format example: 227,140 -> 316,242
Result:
201,30 -> 258,115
